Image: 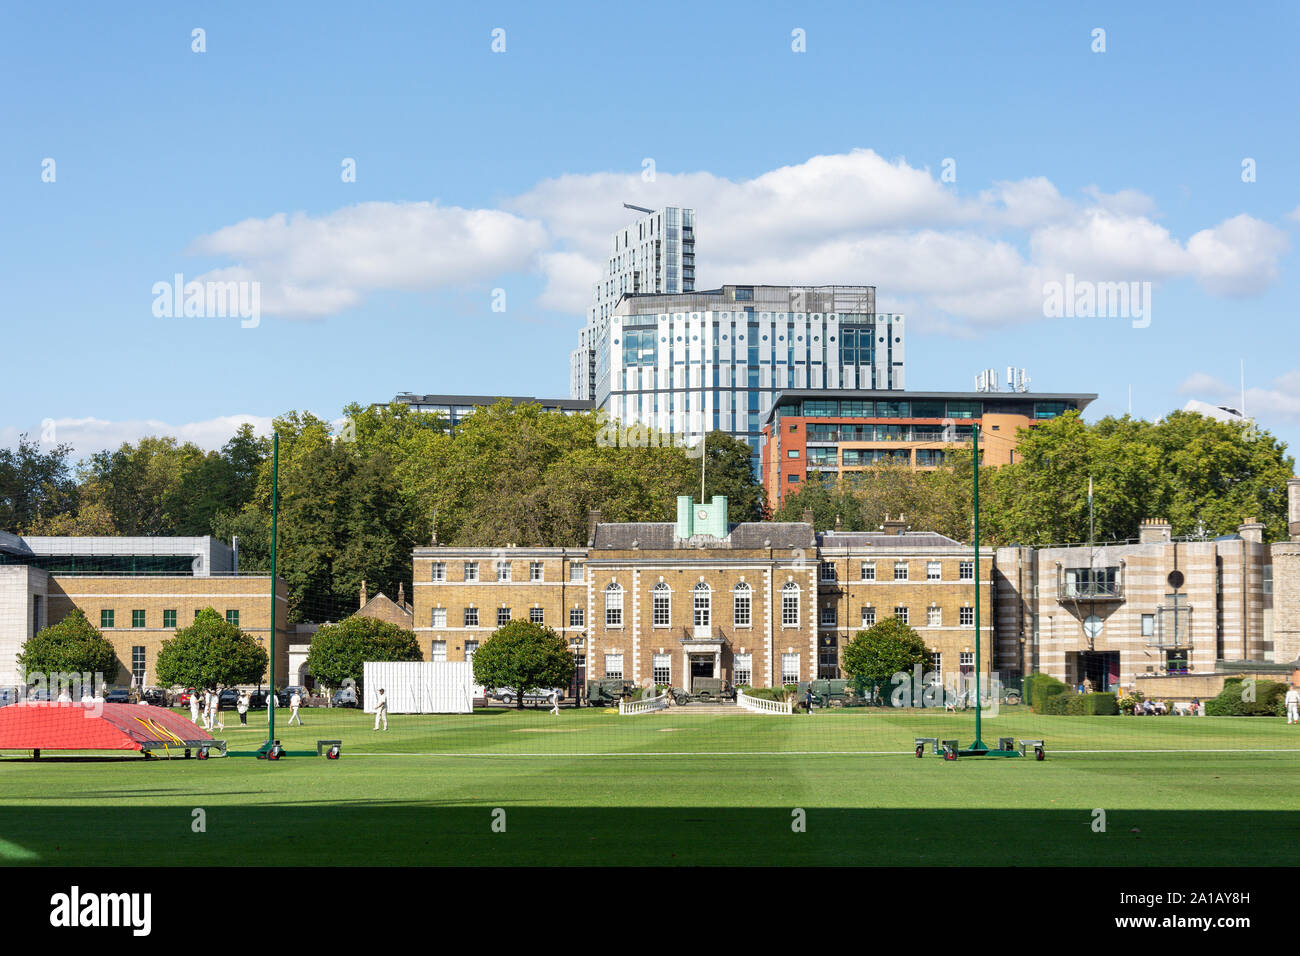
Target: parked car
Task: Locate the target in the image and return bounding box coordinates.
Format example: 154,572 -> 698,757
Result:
494,686 -> 564,707
218,688 -> 242,708
277,686 -> 309,707
142,688 -> 167,706
103,688 -> 130,704
331,686 -> 359,708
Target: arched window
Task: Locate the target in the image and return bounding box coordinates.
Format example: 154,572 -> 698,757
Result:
652,582 -> 671,627
733,582 -> 752,627
782,581 -> 800,627
605,582 -> 623,627
693,582 -> 711,628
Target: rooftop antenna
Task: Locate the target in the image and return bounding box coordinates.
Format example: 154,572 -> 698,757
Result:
1240,359 -> 1247,419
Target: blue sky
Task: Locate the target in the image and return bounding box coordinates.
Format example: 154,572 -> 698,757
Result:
3,1 -> 1298,459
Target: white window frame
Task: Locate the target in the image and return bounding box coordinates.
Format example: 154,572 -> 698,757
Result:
652,583 -> 671,627
496,607 -> 511,627
652,654 -> 671,685
430,640 -> 447,662
693,582 -> 711,628
927,561 -> 941,581
431,607 -> 447,628
497,561 -> 512,582
960,606 -> 975,627
464,561 -> 479,581
894,606 -> 908,625
605,654 -> 624,679
860,562 -> 876,581
959,561 -> 974,581
733,583 -> 752,627
894,562 -> 909,581
605,583 -> 624,627
781,653 -> 800,685
431,562 -> 446,582
861,606 -> 876,627
529,561 -> 544,582
927,606 -> 941,627
782,582 -> 800,627
529,607 -> 544,624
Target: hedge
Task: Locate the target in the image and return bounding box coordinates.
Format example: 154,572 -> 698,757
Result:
1040,691 -> 1119,716
1025,672 -> 1070,713
1205,677 -> 1288,716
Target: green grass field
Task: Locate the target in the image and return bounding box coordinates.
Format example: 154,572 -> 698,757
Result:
1,706 -> 1297,866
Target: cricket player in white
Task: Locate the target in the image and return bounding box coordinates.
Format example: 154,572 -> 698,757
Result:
374,687 -> 388,731
202,690 -> 214,730
287,690 -> 303,726
189,690 -> 201,725
549,689 -> 559,716
1286,685 -> 1300,725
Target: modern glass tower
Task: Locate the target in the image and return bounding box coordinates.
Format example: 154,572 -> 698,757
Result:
570,205 -> 695,401
592,284 -> 905,472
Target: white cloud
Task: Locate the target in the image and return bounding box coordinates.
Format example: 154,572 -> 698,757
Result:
1,415 -> 274,458
188,202 -> 550,317
185,150 -> 1291,329
1186,214 -> 1290,296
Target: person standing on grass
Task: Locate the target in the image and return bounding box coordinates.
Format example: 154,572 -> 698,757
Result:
287,689 -> 303,726
189,689 -> 201,725
804,685 -> 814,716
549,688 -> 560,716
1286,686 -> 1300,725
374,687 -> 388,731
237,691 -> 249,726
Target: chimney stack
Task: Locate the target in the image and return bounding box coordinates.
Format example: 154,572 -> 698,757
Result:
587,509 -> 602,547
834,513 -> 842,532
398,581 -> 406,607
1139,518 -> 1172,544
1289,477 -> 1300,542
360,579 -> 368,609
882,513 -> 906,536
1238,517 -> 1265,544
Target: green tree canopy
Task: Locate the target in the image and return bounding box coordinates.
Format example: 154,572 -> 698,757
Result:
840,616 -> 931,702
0,435 -> 79,533
17,608 -> 119,685
305,616 -> 422,694
154,607 -> 269,690
470,619 -> 575,709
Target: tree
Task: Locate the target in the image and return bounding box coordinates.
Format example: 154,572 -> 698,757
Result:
305,616 -> 421,695
840,616 -> 931,704
471,620 -> 575,709
154,608 -> 269,691
0,435 -> 79,533
700,431 -> 768,521
17,608 -> 120,687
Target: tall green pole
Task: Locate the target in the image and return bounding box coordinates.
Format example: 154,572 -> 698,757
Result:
266,432 -> 278,751
972,423 -> 988,751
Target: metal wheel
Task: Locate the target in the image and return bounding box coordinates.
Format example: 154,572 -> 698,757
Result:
1035,746 -> 1045,761
698,692 -> 711,702
915,745 -> 924,759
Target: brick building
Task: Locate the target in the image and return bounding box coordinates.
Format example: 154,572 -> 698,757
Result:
760,389 -> 1095,511
0,532 -> 290,688
412,497 -> 995,693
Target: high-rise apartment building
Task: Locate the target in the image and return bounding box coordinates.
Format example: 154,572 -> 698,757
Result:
570,205 -> 695,400
594,284 -> 904,472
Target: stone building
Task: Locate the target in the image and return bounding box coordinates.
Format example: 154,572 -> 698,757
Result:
1269,477 -> 1300,668
995,516 -> 1278,696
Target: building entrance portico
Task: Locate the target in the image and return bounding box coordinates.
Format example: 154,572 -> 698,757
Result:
681,639 -> 725,692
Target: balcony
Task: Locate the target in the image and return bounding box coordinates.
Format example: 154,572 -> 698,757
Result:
1058,567 -> 1123,601
1058,580 -> 1124,601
